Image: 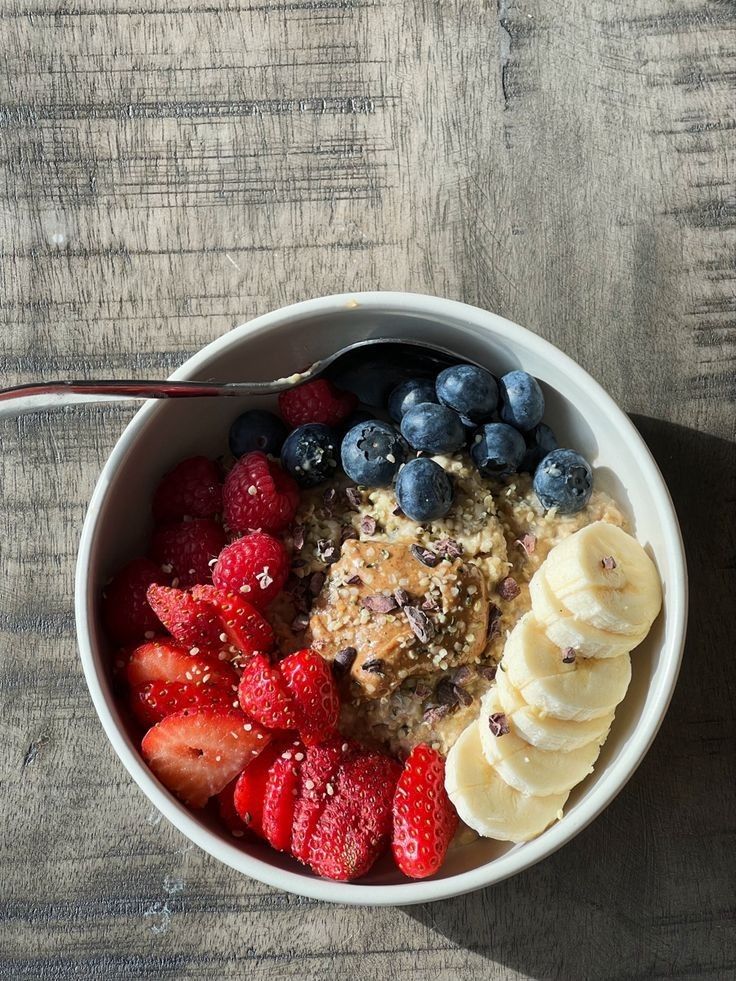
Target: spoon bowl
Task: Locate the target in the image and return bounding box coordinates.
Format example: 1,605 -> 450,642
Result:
0,338 -> 467,415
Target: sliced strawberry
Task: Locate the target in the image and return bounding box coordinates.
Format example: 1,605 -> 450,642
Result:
126,638 -> 238,690
279,648 -> 340,746
130,680 -> 235,728
261,743 -> 304,852
307,794 -> 374,881
150,517 -> 226,588
141,707 -> 272,808
152,456 -> 223,524
217,776 -> 251,837
101,557 -> 168,646
337,752 -> 402,841
392,744 -> 458,879
237,654 -> 298,731
192,585 -> 275,656
147,584 -> 223,648
232,736 -> 298,839
308,752 -> 401,880
291,736 -> 356,863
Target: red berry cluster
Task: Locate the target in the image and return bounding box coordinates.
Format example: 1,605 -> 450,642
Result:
100,376 -> 458,881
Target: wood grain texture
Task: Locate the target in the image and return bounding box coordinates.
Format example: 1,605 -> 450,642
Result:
1,0 -> 734,978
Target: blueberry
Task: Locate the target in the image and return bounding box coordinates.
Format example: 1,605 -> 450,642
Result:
400,403 -> 465,455
470,423 -> 526,478
460,409 -> 501,439
229,409 -> 287,457
498,371 -> 545,431
436,364 -> 498,423
341,420 -> 408,487
519,423 -> 558,473
395,457 -> 454,522
534,422 -> 558,457
281,424 -> 339,487
339,409 -> 375,435
388,379 -> 439,422
533,448 -> 593,514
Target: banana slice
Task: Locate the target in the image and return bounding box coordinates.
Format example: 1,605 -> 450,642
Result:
445,721 -> 569,842
503,613 -> 631,721
530,567 -> 639,657
478,688 -> 604,796
544,522 -> 662,635
495,664 -> 615,751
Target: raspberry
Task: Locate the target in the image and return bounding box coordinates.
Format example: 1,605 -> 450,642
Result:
212,533 -> 289,610
101,557 -> 169,646
278,379 -> 357,429
150,518 -> 226,587
223,452 -> 299,535
152,456 -> 222,524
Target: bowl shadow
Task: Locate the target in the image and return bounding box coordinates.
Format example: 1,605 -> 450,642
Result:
402,417 -> 736,980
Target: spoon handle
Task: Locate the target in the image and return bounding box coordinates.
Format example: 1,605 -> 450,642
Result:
0,379 -> 285,416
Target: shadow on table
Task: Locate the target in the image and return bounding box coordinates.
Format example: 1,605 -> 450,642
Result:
403,417 -> 736,981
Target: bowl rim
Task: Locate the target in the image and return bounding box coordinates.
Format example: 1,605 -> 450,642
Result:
75,290 -> 688,906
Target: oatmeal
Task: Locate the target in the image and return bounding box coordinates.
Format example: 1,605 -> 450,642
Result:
270,452 -> 626,757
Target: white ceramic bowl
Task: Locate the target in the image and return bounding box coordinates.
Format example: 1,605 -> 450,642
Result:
75,292 -> 687,905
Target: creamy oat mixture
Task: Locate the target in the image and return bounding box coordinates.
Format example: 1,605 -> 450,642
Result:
270,452 -> 626,758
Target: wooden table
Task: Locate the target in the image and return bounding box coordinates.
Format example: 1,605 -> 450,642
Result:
2,1 -> 734,978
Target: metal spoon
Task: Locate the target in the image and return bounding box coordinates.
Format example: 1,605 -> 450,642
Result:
0,338 -> 465,415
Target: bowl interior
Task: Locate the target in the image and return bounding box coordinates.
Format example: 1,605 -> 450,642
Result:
79,295 -> 684,900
